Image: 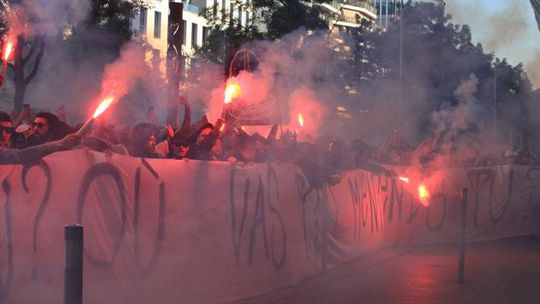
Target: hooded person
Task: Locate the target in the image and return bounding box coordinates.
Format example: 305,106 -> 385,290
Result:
186,122 -> 218,160
129,123 -> 160,158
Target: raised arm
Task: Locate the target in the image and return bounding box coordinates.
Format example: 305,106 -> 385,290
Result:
178,96 -> 191,137
0,133 -> 81,165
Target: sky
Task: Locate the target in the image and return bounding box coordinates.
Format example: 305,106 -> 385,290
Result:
444,0 -> 540,89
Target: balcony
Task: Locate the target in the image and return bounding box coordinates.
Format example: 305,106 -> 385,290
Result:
337,14 -> 368,26
342,0 -> 377,16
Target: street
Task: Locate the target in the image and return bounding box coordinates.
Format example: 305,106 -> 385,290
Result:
232,236 -> 540,304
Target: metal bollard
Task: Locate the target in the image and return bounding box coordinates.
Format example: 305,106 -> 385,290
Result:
64,224 -> 83,304
458,188 -> 468,284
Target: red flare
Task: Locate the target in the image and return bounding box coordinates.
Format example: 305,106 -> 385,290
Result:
298,113 -> 304,128
3,39 -> 14,61
92,96 -> 115,119
399,176 -> 409,183
418,183 -> 430,207
224,81 -> 241,104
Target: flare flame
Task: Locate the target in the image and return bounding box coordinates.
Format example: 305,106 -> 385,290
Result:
298,113 -> 304,127
3,39 -> 14,61
399,176 -> 409,183
92,96 -> 115,119
418,183 -> 430,207
224,81 -> 241,104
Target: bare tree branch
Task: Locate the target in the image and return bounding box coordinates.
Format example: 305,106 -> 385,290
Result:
24,39 -> 44,85
22,39 -> 38,65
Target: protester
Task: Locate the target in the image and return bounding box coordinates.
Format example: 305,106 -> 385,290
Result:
83,127 -> 129,155
513,149 -> 540,166
26,112 -> 71,146
0,111 -> 13,149
6,94 -> 534,190
129,122 -> 160,158
187,123 -> 218,160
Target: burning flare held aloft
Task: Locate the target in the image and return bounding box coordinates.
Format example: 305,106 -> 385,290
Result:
398,175 -> 430,207
77,95 -> 116,135
3,39 -> 14,61
224,81 -> 242,104
298,113 -> 305,128
417,183 -> 430,207
399,176 -> 409,183
92,96 -> 115,119
1,37 -> 15,79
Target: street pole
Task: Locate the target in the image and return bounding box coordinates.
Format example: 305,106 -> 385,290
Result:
167,2 -> 184,126
385,0 -> 389,28
493,68 -> 497,150
458,188 -> 468,284
398,0 -> 403,130
64,224 -> 83,304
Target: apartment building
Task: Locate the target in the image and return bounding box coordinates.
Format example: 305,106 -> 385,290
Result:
132,0 -> 253,73
321,0 -> 378,31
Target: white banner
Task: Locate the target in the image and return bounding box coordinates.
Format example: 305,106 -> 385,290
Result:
0,150 -> 538,303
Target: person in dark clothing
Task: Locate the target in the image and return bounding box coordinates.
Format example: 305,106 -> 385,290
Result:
129,123 -> 160,158
187,123 -> 218,160
26,112 -> 70,146
0,111 -> 14,149
0,133 -> 81,164
171,133 -> 191,159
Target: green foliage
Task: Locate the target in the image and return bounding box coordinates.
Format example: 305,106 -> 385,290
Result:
346,1 -> 532,138
196,0 -> 331,66
195,0 -> 533,144
253,0 -> 331,39
68,0 -> 148,61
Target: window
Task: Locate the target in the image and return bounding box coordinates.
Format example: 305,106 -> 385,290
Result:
191,23 -> 198,47
238,6 -> 242,25
182,20 -> 187,45
202,26 -> 209,43
246,11 -> 250,26
222,0 -> 226,19
154,11 -> 161,38
139,8 -> 147,33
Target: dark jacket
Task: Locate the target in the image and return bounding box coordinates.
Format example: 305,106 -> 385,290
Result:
0,142 -> 60,164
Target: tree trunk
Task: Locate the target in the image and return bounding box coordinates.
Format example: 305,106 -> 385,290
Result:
13,38 -> 26,113
11,36 -> 45,113
13,81 -> 26,113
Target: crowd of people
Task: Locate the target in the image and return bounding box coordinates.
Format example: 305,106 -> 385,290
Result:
0,98 -> 394,186
1,97 -> 539,187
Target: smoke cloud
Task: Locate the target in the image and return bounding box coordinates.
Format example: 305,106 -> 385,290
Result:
3,0 -> 90,37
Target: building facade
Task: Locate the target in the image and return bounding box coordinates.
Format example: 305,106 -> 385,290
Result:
321,0 -> 378,31
132,0 -> 252,67
532,0 -> 540,32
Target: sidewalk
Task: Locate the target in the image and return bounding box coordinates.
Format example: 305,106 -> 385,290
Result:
231,236 -> 540,304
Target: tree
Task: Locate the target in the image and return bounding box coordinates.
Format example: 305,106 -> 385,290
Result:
0,0 -> 147,112
253,0 -> 332,39
0,1 -> 45,112
197,0 -> 332,73
197,1 -> 262,75
10,35 -> 45,112
68,0 -> 147,60
338,0 -> 533,145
